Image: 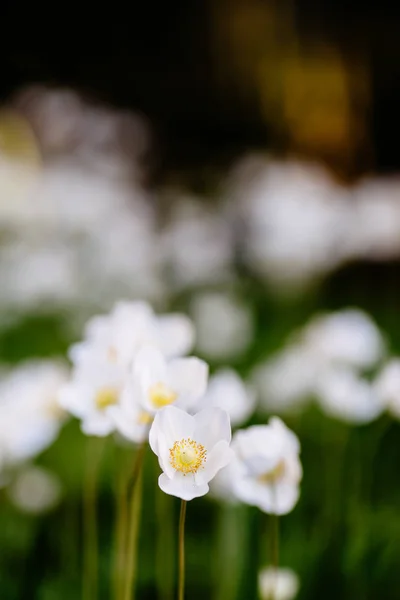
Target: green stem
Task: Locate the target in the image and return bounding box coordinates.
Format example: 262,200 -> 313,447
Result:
113,449 -> 130,600
270,513 -> 279,600
123,443 -> 146,600
178,500 -> 187,600
83,437 -> 104,600
156,486 -> 174,600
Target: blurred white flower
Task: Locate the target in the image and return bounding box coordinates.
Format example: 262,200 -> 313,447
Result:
70,300 -> 194,371
374,359 -> 400,419
200,368 -> 256,426
253,345 -> 317,414
131,345 -> 208,415
161,197 -> 234,289
258,567 -> 300,600
191,291 -> 254,361
0,361 -> 69,466
149,405 -> 233,501
7,466 -> 62,514
59,360 -> 124,437
316,366 -> 383,424
230,418 -> 302,515
302,309 -> 385,369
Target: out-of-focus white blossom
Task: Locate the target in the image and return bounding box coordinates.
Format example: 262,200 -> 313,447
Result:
0,361 -> 69,467
161,197 -> 234,289
258,567 -> 300,600
374,359 -> 400,419
253,345 -> 318,414
149,405 -> 233,501
200,368 -> 256,426
302,309 -> 385,369
316,366 -> 383,424
230,418 -> 302,515
191,291 -> 254,361
7,466 -> 62,514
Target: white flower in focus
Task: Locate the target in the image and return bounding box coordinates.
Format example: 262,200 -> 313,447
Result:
201,368 -> 256,426
149,405 -> 233,500
316,367 -> 383,424
131,345 -> 208,415
374,359 -> 400,419
231,418 -> 302,515
8,466 -> 62,514
191,291 -> 253,360
70,300 -> 194,370
0,361 -> 69,466
258,567 -> 300,600
303,309 -> 384,369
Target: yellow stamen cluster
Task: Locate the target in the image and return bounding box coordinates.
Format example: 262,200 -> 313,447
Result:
169,438 -> 207,475
257,460 -> 286,485
149,382 -> 178,409
95,386 -> 119,410
137,411 -> 153,426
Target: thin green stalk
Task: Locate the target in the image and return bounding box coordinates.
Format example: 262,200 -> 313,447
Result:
270,513 -> 279,600
178,500 -> 187,600
123,443 -> 146,600
156,485 -> 174,600
113,449 -> 130,600
83,437 -> 104,600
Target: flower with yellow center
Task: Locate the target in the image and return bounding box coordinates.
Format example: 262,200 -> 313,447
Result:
230,418 -> 302,515
132,345 -> 208,415
169,438 -> 207,475
95,386 -> 119,410
149,405 -> 233,501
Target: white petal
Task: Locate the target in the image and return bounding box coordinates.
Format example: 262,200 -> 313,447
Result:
193,407 -> 232,448
195,441 -> 234,485
157,314 -> 195,357
81,414 -> 115,437
133,345 -> 167,390
158,472 -> 209,501
108,405 -> 150,444
167,357 -> 208,407
149,405 -> 195,458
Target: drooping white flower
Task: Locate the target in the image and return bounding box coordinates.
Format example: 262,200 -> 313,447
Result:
0,360 -> 69,466
70,300 -> 194,370
302,309 -> 385,369
374,359 -> 400,419
130,345 -> 208,415
258,567 -> 300,600
316,366 -> 383,424
7,466 -> 62,514
200,368 -> 256,426
149,405 -> 233,501
190,291 -> 254,361
230,418 -> 302,515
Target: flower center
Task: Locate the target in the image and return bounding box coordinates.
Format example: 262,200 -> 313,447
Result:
95,386 -> 119,410
257,460 -> 286,485
137,411 -> 153,425
169,438 -> 207,475
149,382 -> 178,409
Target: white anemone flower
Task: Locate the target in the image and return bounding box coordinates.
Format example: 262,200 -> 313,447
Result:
0,361 -> 69,466
302,309 -> 385,369
258,567 -> 300,600
58,360 -> 125,436
200,368 -> 256,426
149,405 -> 233,500
190,291 -> 254,361
231,418 -> 302,515
316,366 -> 383,424
69,300 -> 194,370
374,359 -> 400,419
131,345 -> 208,415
